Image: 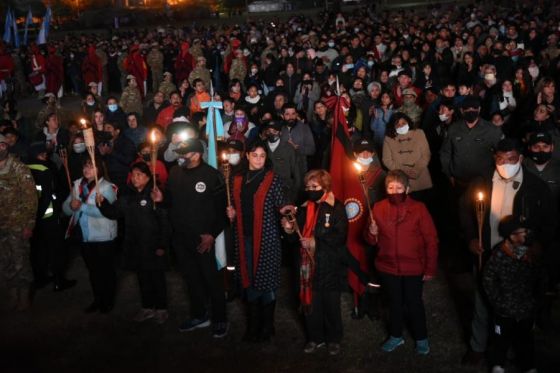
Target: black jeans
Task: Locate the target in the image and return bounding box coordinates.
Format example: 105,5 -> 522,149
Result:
81,241 -> 116,310
491,315 -> 535,371
182,248 -> 226,323
379,272 -> 427,340
137,270 -> 167,310
304,290 -> 343,344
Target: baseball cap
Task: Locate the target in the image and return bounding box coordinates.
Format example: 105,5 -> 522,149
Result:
528,131 -> 553,146
226,139 -> 245,152
353,138 -> 375,153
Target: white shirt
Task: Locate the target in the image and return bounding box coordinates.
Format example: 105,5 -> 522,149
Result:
489,168 -> 523,248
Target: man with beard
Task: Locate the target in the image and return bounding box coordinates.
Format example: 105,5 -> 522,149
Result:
156,91 -> 183,130
0,134 -> 38,310
280,103 -> 315,179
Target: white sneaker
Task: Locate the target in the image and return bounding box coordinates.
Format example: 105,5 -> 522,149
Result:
133,308 -> 155,322
491,366 -> 505,373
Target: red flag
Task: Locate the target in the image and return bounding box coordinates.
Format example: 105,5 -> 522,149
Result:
325,95 -> 369,296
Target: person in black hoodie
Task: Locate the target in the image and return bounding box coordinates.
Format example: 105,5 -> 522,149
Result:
152,138 -> 228,338
97,162 -> 171,324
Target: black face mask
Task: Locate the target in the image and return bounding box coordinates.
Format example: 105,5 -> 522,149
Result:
141,154 -> 151,162
463,111 -> 479,123
388,193 -> 407,205
529,151 -> 552,165
303,80 -> 313,85
306,190 -> 324,202
267,134 -> 280,143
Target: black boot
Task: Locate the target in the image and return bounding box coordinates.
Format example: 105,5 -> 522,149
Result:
259,300 -> 276,342
243,301 -> 260,342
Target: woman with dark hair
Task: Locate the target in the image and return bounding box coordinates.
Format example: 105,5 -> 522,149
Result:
62,156 -> 118,313
34,112 -> 70,153
370,91 -> 394,154
226,140 -> 288,343
281,169 -> 348,356
97,162 -> 171,324
124,112 -> 147,148
364,170 -> 438,355
382,112 -> 432,202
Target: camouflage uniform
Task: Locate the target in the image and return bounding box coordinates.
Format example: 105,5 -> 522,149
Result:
147,48 -> 164,93
35,105 -> 69,129
120,86 -> 143,115
118,52 -> 129,91
188,66 -> 211,89
0,155 -> 38,289
96,48 -> 109,96
396,102 -> 423,127
189,42 -> 204,60
229,58 -> 247,84
159,80 -> 177,101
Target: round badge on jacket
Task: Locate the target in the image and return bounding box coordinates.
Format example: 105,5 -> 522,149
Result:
195,182 -> 206,193
140,199 -> 147,207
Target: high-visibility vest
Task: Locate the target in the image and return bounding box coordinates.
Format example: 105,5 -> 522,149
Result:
28,163 -> 54,219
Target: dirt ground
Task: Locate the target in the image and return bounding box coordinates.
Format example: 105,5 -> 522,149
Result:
1,94 -> 559,373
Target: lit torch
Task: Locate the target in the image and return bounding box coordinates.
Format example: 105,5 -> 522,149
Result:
222,152 -> 232,208
354,162 -> 374,222
475,191 -> 486,270
81,118 -> 100,205
150,130 -> 158,209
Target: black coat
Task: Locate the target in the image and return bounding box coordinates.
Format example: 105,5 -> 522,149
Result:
290,198 -> 349,291
460,168 -> 557,256
98,185 -> 170,271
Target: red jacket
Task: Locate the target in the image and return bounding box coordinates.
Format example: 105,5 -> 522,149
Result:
365,197 -> 438,277
0,51 -> 14,80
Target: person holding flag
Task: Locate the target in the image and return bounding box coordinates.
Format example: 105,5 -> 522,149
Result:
323,80 -> 372,318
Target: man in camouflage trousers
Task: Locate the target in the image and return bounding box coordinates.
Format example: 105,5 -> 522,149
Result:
0,134 -> 38,311
147,43 -> 164,93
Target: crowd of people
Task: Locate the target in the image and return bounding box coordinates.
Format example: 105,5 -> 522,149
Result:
1,1 -> 560,371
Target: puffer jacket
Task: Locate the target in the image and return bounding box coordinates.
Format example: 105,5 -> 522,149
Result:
365,196 -> 438,277
63,177 -> 117,243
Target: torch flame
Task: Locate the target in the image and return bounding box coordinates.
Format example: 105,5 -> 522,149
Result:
222,152 -> 228,161
477,192 -> 484,201
353,162 -> 363,173
151,130 -> 157,143
79,118 -> 87,127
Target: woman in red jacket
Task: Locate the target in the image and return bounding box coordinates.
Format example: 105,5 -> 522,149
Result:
365,170 -> 438,355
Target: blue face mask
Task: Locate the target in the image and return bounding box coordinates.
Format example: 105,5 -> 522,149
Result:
108,104 -> 118,112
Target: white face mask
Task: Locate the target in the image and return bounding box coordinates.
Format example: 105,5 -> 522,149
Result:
328,42 -> 335,48
357,157 -> 373,166
228,153 -> 241,166
73,143 -> 86,153
496,162 -> 521,179
396,124 -> 410,135
438,113 -> 449,122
